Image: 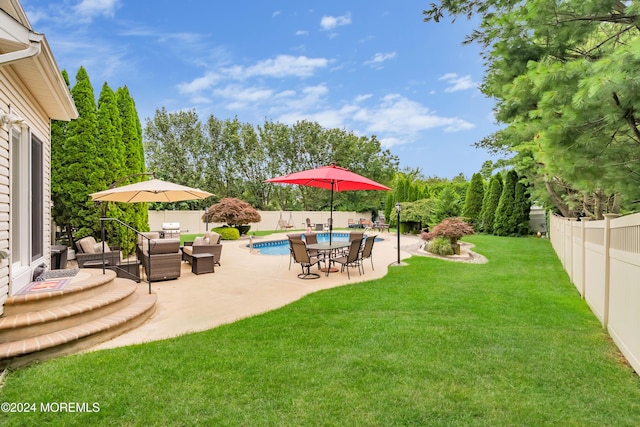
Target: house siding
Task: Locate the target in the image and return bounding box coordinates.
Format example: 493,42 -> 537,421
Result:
1,63 -> 53,314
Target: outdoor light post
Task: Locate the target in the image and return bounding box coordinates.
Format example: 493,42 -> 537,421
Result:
395,202 -> 401,265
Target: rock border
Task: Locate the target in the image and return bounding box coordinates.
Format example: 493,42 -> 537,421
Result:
404,240 -> 488,264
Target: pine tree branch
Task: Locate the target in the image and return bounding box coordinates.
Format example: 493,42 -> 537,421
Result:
612,92 -> 640,144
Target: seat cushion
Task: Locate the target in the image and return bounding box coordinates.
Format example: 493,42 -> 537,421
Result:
148,239 -> 180,255
93,241 -> 111,253
77,236 -> 98,254
203,231 -> 222,244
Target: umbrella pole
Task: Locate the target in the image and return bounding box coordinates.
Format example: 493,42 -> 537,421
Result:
329,182 -> 334,245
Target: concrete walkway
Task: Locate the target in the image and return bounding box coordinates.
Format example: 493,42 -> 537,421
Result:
91,232 -> 422,350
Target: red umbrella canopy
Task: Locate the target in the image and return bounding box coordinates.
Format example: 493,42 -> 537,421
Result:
265,164 -> 391,192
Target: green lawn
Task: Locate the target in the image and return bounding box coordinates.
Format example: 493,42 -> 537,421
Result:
2,235 -> 640,426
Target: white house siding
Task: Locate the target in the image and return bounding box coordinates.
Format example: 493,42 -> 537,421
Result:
0,64 -> 54,312
0,121 -> 9,313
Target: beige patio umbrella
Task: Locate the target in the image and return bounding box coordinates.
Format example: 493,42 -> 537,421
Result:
90,178 -> 213,203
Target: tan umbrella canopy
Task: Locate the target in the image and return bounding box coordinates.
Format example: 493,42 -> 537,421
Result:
90,178 -> 213,203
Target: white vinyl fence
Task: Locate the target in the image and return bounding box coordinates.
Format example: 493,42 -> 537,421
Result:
550,212 -> 640,373
148,210 -> 369,235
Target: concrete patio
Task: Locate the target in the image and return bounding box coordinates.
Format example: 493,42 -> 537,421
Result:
90,231 -> 422,350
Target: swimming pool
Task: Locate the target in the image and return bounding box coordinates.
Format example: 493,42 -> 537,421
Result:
249,233 -> 381,256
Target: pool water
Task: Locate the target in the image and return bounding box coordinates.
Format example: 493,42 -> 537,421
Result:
249,233 -> 380,256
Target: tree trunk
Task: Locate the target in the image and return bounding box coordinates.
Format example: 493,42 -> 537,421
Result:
65,225 -> 75,249
545,180 -> 572,217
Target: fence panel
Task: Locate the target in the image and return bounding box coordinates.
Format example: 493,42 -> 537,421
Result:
550,212 -> 640,374
607,214 -> 640,373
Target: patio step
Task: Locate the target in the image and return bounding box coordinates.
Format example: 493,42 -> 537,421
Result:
4,269 -> 117,317
0,270 -> 157,369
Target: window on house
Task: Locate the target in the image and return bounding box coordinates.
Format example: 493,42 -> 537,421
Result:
10,126 -> 44,269
10,128 -> 22,267
31,135 -> 43,261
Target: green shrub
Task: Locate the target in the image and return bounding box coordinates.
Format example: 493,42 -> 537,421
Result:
212,227 -> 240,240
426,236 -> 454,256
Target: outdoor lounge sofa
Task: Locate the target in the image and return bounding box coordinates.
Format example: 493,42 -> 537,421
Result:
182,231 -> 223,266
75,236 -> 121,268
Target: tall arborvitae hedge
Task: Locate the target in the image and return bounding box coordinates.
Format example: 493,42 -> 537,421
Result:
52,66 -> 101,242
97,83 -> 124,186
493,170 -> 519,236
52,69 -> 147,247
463,172 -> 484,229
51,71 -> 71,243
514,180 -> 531,235
480,172 -> 502,234
117,86 -> 148,234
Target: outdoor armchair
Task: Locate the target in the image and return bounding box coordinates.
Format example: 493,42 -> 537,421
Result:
139,238 -> 182,282
75,236 -> 121,268
182,231 -> 223,266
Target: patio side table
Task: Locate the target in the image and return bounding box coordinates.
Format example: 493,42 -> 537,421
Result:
191,253 -> 215,275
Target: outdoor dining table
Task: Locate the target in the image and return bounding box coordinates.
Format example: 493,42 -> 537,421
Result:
306,241 -> 351,275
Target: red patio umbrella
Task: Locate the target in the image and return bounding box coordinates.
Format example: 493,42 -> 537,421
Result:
265,163 -> 391,243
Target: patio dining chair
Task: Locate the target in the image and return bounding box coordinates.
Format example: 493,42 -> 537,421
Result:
303,233 -> 322,260
358,235 -> 377,273
290,239 -> 324,279
287,234 -> 303,270
332,237 -> 363,279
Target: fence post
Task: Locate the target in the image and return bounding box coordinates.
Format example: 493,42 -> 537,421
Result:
602,213 -> 619,328
579,218 -> 589,298
569,218 -> 577,283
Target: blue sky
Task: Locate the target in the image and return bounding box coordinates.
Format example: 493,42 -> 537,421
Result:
23,0 -> 502,179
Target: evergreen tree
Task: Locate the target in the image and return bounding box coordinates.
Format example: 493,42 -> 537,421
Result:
97,83 -> 124,186
480,172 -> 502,234
463,172 -> 484,229
514,180 -> 532,236
117,86 -> 149,234
433,185 -> 461,223
494,170 -> 519,236
96,83 -> 127,250
52,66 -> 101,243
51,70 -> 71,243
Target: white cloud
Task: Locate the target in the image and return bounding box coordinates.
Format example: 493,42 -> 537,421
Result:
242,55 -> 329,78
214,85 -> 274,109
275,84 -> 330,113
295,30 -> 309,36
352,94 -> 475,145
177,72 -> 222,94
74,0 -> 120,19
364,52 -> 396,68
320,13 -> 352,31
368,52 -> 396,63
272,11 -> 281,18
177,54 -> 329,99
274,89 -> 297,99
439,73 -> 478,92
277,104 -> 357,129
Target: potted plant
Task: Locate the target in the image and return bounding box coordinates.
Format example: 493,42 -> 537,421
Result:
421,217 -> 474,255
